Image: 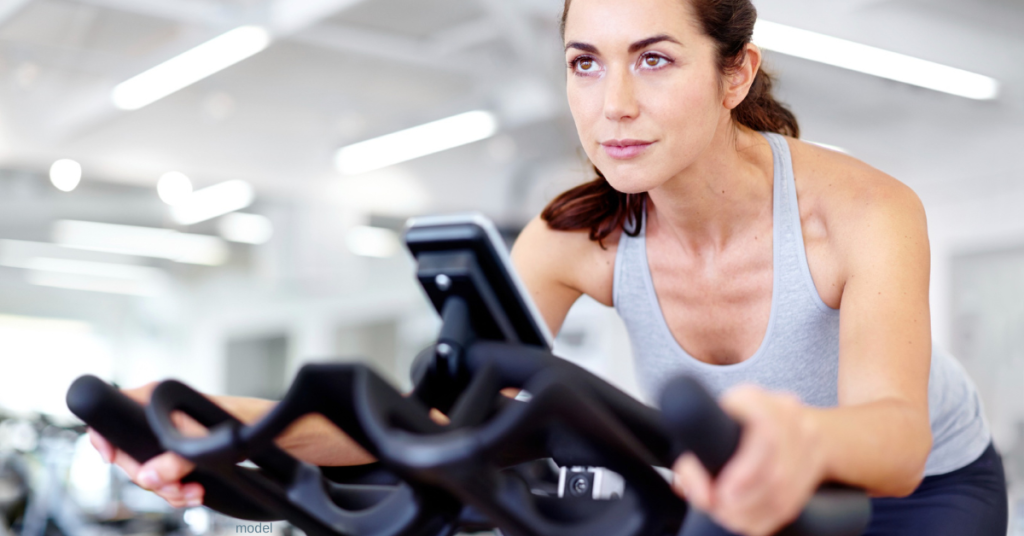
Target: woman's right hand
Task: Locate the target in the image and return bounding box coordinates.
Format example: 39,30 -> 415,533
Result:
87,382 -> 204,508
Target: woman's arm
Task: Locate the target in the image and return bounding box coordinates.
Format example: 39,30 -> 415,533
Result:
215,395 -> 375,466
810,176 -> 933,494
511,216 -> 591,336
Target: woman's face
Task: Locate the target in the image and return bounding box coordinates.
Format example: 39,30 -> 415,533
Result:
563,0 -> 727,194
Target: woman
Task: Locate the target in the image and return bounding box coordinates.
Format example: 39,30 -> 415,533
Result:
93,0 -> 1006,534
509,0 -> 1004,534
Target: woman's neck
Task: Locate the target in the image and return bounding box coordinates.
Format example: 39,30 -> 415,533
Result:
647,122 -> 774,255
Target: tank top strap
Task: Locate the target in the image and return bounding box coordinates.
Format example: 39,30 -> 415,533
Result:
761,132 -> 835,312
763,131 -> 797,258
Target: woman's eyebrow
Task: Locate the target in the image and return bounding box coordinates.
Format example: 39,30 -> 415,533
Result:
565,41 -> 599,54
564,35 -> 682,54
629,34 -> 682,53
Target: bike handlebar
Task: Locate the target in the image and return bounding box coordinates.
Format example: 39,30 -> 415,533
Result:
66,375 -> 283,521
66,367 -> 872,536
660,377 -> 871,536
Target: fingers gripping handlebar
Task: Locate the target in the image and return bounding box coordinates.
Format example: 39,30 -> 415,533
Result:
660,377 -> 871,536
65,375 -> 281,521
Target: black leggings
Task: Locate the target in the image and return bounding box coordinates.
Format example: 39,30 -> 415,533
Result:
679,443 -> 1008,536
864,442 -> 1007,536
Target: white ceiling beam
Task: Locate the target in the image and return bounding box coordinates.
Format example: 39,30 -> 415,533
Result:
72,0 -> 232,26
473,0 -> 566,128
269,0 -> 369,35
292,23 -> 477,74
268,0 -> 487,75
429,18 -> 500,57
75,0 -> 374,38
475,0 -> 544,69
0,0 -> 32,27
826,0 -> 892,12
512,0 -> 563,20
25,21 -> 226,141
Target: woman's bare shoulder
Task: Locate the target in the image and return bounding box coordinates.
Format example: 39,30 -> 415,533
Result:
787,138 -> 925,228
786,138 -> 927,261
512,215 -> 620,306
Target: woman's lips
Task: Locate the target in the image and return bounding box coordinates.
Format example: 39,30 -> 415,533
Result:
601,140 -> 654,160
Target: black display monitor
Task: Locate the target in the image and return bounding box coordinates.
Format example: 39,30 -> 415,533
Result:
403,213 -> 554,350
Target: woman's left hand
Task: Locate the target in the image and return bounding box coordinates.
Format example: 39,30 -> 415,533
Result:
671,385 -> 827,536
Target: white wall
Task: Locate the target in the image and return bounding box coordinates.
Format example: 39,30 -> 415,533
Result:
926,182 -> 1024,353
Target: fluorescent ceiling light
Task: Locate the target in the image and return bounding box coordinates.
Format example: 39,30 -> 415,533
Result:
158,172 -> 194,206
21,258 -> 166,297
52,220 -> 229,266
753,20 -> 1000,100
21,257 -> 166,282
346,226 -> 400,258
332,168 -> 431,216
0,238 -> 142,267
0,314 -> 91,332
217,212 -> 274,245
26,271 -> 161,297
0,242 -> 168,296
335,111 -> 499,175
112,26 -> 271,111
50,159 -> 82,192
171,180 -> 255,225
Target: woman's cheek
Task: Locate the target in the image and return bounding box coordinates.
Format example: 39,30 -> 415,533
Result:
660,89 -> 710,130
578,126 -> 602,167
567,87 -> 600,132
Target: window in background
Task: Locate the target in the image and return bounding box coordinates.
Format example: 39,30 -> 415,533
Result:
0,315 -> 112,418
224,335 -> 289,400
336,321 -> 398,381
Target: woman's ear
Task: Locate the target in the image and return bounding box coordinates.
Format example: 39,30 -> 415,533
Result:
723,43 -> 762,110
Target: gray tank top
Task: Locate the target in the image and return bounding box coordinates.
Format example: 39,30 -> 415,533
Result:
614,132 -> 991,476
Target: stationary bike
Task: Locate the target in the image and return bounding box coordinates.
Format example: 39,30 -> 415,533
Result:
67,214 -> 870,536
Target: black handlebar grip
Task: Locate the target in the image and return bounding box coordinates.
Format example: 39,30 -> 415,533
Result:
659,376 -> 741,476
661,376 -> 871,536
66,375 -> 282,522
67,375 -> 165,462
781,487 -> 872,536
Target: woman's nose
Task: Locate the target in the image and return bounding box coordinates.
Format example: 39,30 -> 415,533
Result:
604,67 -> 639,121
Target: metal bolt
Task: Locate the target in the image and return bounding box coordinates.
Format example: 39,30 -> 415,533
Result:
436,343 -> 452,357
435,274 -> 452,291
569,475 -> 589,497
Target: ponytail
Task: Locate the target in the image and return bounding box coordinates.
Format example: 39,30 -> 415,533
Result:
541,168 -> 645,247
735,68 -> 799,138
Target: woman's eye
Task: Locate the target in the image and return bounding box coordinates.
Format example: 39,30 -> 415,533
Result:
574,57 -> 596,72
641,54 -> 669,69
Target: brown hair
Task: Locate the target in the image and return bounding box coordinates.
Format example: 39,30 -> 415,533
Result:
543,0 -> 799,245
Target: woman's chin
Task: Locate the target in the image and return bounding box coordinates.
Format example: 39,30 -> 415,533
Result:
611,185 -> 651,195
602,171 -> 663,195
